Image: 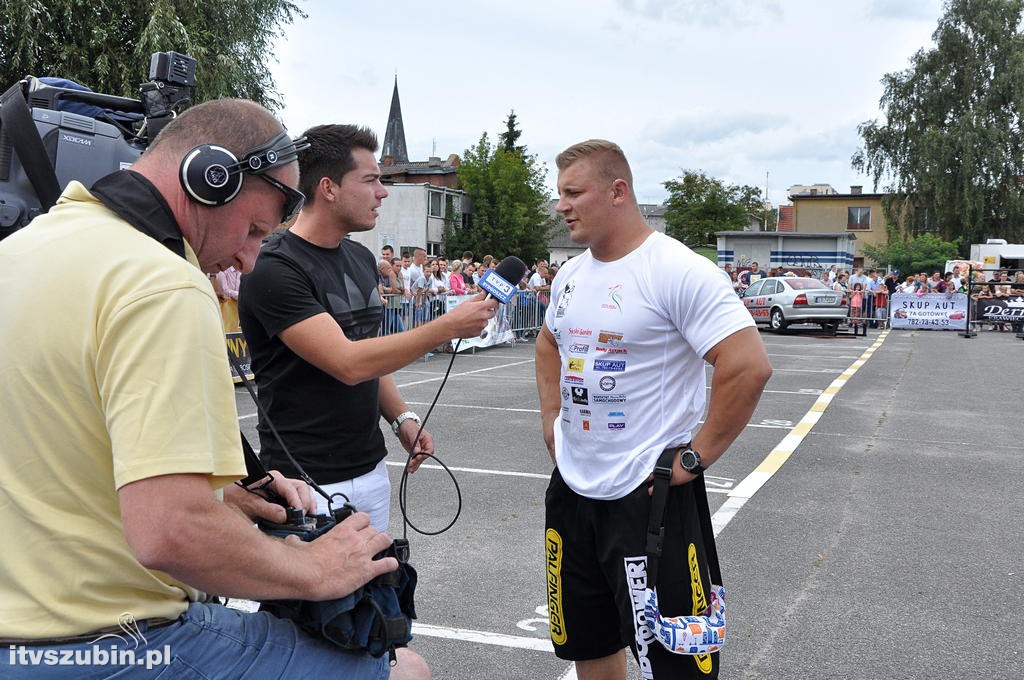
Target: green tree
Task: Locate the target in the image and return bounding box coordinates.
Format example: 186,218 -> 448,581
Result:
498,109 -> 524,155
452,128 -> 556,263
852,0 -> 1024,249
663,170 -> 756,246
862,228 -> 961,274
0,0 -> 304,110
735,184 -> 777,232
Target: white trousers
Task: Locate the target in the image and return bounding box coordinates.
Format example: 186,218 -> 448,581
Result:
316,459 -> 392,533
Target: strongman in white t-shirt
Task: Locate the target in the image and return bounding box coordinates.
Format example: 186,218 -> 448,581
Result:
535,139 -> 772,680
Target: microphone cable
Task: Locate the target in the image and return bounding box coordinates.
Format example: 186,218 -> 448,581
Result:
396,259 -> 527,537
230,323 -> 478,539
229,349 -> 346,512
395,338 -> 466,540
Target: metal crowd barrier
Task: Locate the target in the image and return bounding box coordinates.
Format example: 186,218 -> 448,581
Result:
841,288 -> 886,336
379,290 -> 546,343
961,268 -> 1024,339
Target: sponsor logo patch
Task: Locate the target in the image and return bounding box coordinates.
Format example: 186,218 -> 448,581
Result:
546,530 -> 567,646
690,542 -> 713,674
599,376 -> 617,391
598,330 -> 625,346
567,343 -> 590,354
554,280 -> 575,319
624,557 -> 655,680
603,284 -> 624,313
571,387 -> 589,405
594,359 -> 626,372
567,358 -> 585,373
592,394 -> 626,403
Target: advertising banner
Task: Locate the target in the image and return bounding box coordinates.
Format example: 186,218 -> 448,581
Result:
889,293 -> 968,330
226,332 -> 254,382
446,294 -> 515,351
974,296 -> 1024,324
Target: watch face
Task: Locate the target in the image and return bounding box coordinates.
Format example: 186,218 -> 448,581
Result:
681,449 -> 700,470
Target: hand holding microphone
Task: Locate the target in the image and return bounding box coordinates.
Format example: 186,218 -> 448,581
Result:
476,256 -> 528,338
440,293 -> 502,338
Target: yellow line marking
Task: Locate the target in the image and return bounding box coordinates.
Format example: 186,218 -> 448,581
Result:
725,330 -> 890,503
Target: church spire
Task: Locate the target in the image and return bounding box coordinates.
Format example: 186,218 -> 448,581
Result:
380,74 -> 408,164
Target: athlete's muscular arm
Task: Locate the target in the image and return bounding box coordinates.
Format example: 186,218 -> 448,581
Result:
679,326 -> 771,485
277,294 -> 498,385
535,324 -> 562,466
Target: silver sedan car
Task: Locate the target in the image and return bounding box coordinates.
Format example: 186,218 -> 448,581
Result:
740,277 -> 849,332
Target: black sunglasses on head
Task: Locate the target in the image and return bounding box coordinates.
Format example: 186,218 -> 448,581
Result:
255,172 -> 306,224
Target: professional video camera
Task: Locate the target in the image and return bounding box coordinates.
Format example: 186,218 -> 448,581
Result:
257,502 -> 416,660
0,51 -> 196,240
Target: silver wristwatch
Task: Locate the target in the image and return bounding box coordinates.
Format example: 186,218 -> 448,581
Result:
679,446 -> 705,475
391,411 -> 421,435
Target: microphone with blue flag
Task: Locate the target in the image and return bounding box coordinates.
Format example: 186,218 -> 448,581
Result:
477,256 -> 527,338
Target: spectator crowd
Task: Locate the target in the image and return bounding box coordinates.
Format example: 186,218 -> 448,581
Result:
723,260 -> 1024,332
375,248 -> 555,342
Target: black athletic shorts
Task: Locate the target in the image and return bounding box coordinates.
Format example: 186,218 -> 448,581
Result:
544,467 -> 720,679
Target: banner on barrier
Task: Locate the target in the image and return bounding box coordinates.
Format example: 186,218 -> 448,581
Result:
975,296 -> 1024,323
226,332 -> 254,382
445,294 -> 515,351
889,293 -> 968,330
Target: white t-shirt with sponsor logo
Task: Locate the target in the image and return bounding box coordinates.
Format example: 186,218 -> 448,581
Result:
545,232 -> 754,500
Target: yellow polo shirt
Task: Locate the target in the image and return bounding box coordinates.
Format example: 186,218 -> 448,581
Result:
0,182 -> 246,637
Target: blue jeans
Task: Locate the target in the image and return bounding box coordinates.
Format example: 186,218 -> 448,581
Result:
383,308 -> 405,335
0,602 -> 389,679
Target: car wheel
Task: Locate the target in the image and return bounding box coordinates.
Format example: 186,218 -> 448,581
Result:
769,308 -> 787,331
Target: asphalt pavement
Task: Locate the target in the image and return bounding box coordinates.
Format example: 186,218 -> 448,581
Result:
235,326 -> 1024,679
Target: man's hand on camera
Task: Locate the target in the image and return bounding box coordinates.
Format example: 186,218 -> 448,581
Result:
296,511 -> 399,600
224,470 -> 317,523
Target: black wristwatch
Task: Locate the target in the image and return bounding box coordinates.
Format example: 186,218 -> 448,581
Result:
678,446 -> 705,475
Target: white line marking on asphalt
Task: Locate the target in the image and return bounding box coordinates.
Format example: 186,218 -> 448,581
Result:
385,461 -> 551,480
558,664 -> 578,680
710,330 -> 891,537
388,461 -> 738,491
766,353 -> 860,359
403,401 -> 541,413
769,368 -> 854,373
397,359 -> 537,387
411,623 -> 552,652
240,404 -> 803,431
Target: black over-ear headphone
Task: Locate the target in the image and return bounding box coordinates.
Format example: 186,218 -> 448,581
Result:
179,130 -> 309,206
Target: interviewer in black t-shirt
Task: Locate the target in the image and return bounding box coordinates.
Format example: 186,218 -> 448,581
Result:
239,125 -> 498,532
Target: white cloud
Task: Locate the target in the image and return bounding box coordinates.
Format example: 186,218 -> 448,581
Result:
270,0 -> 945,208
867,0 -> 943,21
616,0 -> 783,27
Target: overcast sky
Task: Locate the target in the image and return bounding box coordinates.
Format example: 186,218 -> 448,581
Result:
270,0 -> 945,207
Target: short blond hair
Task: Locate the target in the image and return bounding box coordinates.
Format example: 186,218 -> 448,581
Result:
555,139 -> 633,189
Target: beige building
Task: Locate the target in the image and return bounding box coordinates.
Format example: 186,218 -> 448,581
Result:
789,185 -> 887,267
